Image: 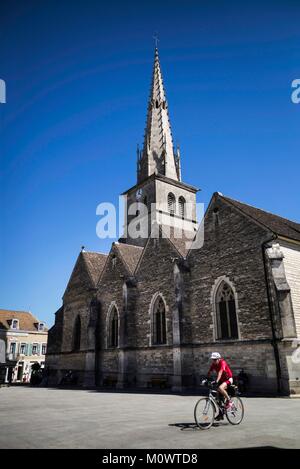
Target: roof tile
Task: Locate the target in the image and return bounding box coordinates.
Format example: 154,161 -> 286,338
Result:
0,310 -> 47,332
222,195 -> 300,242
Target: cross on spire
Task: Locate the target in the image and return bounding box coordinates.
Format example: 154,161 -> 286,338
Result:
152,32 -> 159,48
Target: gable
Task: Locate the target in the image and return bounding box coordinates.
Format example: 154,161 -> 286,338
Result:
188,193 -> 271,264
97,243 -> 133,289
63,253 -> 94,300
63,251 -> 108,301
114,243 -> 143,275
136,225 -> 184,278
82,252 -> 107,284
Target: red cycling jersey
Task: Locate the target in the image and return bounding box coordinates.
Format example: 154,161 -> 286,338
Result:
208,358 -> 233,384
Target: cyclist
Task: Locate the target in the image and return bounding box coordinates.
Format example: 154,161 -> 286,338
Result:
207,352 -> 233,419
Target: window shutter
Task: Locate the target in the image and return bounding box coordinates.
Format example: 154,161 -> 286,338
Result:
28,344 -> 32,356
36,344 -> 40,356
25,344 -> 29,356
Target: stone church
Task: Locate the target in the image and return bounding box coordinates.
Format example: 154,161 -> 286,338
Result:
46,48 -> 300,395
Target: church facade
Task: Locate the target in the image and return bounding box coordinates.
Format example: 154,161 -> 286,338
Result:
46,49 -> 300,395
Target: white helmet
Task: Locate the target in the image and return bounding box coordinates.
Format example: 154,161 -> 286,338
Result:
210,352 -> 221,359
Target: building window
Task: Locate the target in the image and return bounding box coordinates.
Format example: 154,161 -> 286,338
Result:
108,306 -> 119,348
152,296 -> 167,345
167,193 -> 176,215
20,343 -> 26,355
178,196 -> 186,218
42,344 -> 47,355
10,342 -> 17,355
73,316 -> 81,351
32,343 -> 38,355
11,319 -> 19,330
216,281 -> 238,340
38,322 -> 45,331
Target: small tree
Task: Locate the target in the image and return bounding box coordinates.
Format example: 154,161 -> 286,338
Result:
30,362 -> 42,385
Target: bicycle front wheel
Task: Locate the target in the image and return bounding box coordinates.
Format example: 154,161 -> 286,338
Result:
194,397 -> 215,430
226,396 -> 244,425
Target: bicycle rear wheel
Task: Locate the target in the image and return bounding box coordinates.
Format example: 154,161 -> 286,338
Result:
194,397 -> 215,430
225,396 -> 244,425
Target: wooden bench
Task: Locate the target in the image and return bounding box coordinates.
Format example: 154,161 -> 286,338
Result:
148,377 -> 168,389
103,376 -> 118,387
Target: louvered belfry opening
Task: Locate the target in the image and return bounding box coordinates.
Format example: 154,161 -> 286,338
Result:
179,196 -> 186,218
168,192 -> 176,215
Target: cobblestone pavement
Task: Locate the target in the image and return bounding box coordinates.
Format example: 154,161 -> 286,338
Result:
0,386 -> 299,449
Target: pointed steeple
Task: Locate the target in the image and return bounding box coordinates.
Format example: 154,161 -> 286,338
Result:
138,48 -> 180,183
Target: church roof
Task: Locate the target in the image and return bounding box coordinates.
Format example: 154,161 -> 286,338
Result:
165,226 -> 194,257
63,251 -> 108,298
138,48 -> 179,182
220,194 -> 300,243
0,309 -> 48,332
81,251 -> 108,286
114,243 -> 144,275
121,173 -> 198,196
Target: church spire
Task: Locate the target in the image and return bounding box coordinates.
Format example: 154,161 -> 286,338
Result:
138,48 -> 180,183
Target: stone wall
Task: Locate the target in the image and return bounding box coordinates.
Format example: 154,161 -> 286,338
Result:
184,342 -> 277,393
187,197 -> 274,344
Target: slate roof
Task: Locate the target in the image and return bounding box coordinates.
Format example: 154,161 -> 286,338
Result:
114,243 -> 144,274
162,226 -> 195,257
0,310 -> 47,332
81,251 -> 108,286
221,195 -> 300,243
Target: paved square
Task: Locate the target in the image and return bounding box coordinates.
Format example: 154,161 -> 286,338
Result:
0,387 -> 299,449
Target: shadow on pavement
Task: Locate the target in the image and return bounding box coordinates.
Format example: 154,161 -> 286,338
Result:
169,422 -> 198,431
169,421 -> 231,431
19,384 -> 289,399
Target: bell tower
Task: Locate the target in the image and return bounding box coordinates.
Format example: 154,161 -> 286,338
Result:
120,48 -> 199,247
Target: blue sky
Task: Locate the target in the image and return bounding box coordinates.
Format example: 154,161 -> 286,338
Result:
0,0 -> 299,327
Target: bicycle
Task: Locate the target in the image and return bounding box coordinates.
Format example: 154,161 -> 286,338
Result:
194,378 -> 244,430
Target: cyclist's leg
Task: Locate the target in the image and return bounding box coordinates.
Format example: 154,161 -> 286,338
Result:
218,381 -> 230,402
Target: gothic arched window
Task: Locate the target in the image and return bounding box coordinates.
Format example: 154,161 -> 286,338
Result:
216,282 -> 238,340
167,193 -> 176,215
178,196 -> 186,218
108,306 -> 119,348
152,296 -> 167,345
73,315 -> 81,351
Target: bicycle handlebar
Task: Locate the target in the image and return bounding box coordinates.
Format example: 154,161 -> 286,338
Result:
201,378 -> 218,387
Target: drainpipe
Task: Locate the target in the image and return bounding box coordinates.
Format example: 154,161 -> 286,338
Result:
262,235 -> 282,394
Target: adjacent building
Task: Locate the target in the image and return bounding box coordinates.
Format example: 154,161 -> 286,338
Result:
0,309 -> 48,384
